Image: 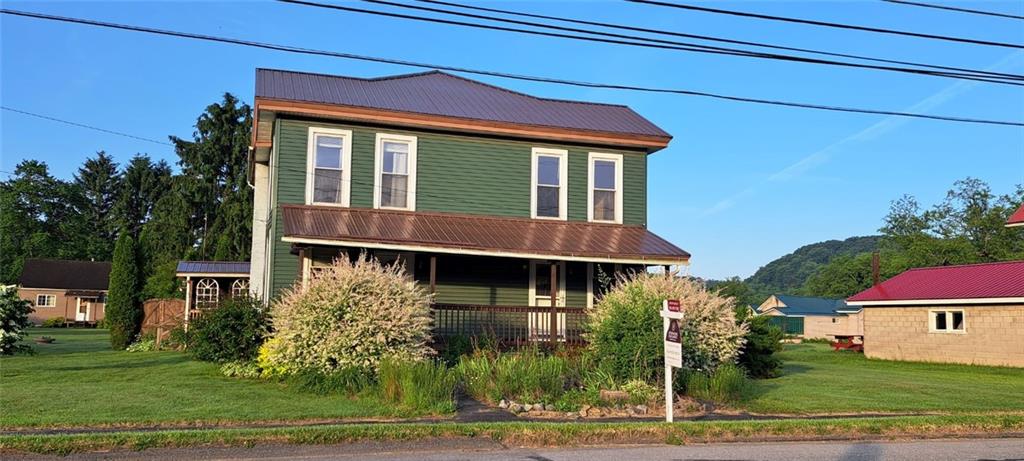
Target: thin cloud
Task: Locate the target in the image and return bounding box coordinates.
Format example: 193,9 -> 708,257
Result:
701,52 -> 1024,217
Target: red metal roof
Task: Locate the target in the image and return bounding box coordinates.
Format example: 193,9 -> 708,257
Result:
256,69 -> 671,138
848,260 -> 1024,303
1007,203 -> 1024,227
281,205 -> 690,264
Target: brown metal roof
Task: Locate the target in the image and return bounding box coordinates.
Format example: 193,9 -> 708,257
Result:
256,69 -> 671,138
281,205 -> 690,264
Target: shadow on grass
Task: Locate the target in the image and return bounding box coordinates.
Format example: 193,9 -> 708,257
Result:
48,354 -> 192,372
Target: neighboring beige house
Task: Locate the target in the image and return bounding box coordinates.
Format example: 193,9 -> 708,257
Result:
17,259 -> 111,326
849,260 -> 1024,368
757,294 -> 863,340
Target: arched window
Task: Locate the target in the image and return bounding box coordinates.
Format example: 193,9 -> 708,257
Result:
231,278 -> 250,298
195,278 -> 219,307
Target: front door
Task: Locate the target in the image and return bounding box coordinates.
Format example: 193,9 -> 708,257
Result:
75,299 -> 90,322
528,261 -> 566,341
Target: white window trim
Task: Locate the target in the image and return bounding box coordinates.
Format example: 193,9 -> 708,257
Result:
587,152 -> 624,224
928,308 -> 967,334
305,126 -> 353,207
530,147 -> 569,220
373,133 -> 418,211
36,294 -> 56,307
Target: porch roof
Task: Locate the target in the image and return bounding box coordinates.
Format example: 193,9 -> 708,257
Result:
281,205 -> 690,265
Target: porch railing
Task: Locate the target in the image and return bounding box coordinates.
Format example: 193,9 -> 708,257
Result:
431,303 -> 587,347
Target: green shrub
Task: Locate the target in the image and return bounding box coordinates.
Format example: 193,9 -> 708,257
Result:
0,287 -> 33,355
125,338 -> 156,352
107,233 -> 141,350
285,367 -> 375,395
439,334 -> 473,366
457,349 -> 568,404
187,297 -> 268,363
622,379 -> 659,404
735,308 -> 784,378
220,361 -> 263,379
683,364 -> 752,404
378,359 -> 457,414
263,255 -> 433,373
41,317 -> 66,328
586,272 -> 747,383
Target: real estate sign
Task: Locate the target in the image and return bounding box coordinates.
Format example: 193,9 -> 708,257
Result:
661,299 -> 684,422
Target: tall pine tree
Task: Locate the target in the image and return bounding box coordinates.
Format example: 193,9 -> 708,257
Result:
171,93 -> 252,261
113,154 -> 171,240
74,151 -> 121,261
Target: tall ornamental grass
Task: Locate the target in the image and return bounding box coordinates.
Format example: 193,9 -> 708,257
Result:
378,359 -> 458,414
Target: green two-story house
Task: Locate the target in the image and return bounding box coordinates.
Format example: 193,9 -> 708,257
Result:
248,68 -> 689,344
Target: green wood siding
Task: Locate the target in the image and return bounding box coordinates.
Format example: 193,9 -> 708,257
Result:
266,116 -> 648,299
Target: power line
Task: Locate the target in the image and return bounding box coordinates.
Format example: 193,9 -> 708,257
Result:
882,0 -> 1024,21
279,0 -> 1022,85
2,106 -> 174,146
627,0 -> 1024,49
2,8 -> 1022,127
412,0 -> 1023,80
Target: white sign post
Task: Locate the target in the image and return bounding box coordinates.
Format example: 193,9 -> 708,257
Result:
662,299 -> 683,422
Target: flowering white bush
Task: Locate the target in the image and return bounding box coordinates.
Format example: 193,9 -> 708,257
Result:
263,255 -> 434,373
586,271 -> 747,382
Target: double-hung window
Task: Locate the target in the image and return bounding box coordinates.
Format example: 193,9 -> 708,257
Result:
36,294 -> 56,307
588,152 -> 623,223
374,133 -> 417,210
930,309 -> 966,333
531,148 -> 568,220
306,127 -> 353,207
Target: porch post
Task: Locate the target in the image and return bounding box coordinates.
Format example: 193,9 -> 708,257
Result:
429,255 -> 437,295
184,276 -> 192,331
550,262 -> 557,347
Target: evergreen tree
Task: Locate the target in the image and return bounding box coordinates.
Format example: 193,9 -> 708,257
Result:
106,232 -> 141,349
139,176 -> 196,298
113,154 -> 171,239
74,151 -> 121,261
172,93 -> 252,260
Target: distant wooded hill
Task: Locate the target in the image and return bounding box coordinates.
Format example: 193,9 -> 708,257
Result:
745,236 -> 881,294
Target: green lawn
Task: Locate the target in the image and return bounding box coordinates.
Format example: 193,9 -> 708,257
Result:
745,343 -> 1024,414
0,329 -> 405,428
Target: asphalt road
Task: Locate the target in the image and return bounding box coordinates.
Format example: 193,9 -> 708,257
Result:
10,437 -> 1023,461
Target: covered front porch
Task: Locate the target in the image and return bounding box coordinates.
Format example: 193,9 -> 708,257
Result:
281,205 -> 691,347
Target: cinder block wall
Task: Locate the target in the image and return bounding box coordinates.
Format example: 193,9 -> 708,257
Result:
863,305 -> 1024,367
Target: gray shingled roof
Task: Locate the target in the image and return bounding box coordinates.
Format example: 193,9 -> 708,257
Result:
255,68 -> 671,138
176,261 -> 251,275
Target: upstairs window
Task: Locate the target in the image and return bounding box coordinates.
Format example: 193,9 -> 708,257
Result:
588,152 -> 623,223
306,127 -> 353,207
531,148 -> 568,220
375,133 -> 417,210
930,309 -> 966,333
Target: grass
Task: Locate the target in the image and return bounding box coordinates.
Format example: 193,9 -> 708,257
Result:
2,414 -> 1022,455
745,343 -> 1024,414
0,329 -> 412,429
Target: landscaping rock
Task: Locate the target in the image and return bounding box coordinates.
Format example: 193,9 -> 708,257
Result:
579,404 -> 592,418
523,404 -> 533,412
635,404 -> 648,415
509,404 -> 524,414
599,389 -> 630,401
498,399 -> 508,409
544,404 -> 556,411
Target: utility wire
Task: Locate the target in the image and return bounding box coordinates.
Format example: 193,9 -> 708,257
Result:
882,0 -> 1024,21
2,106 -> 174,146
2,8 -> 1022,127
279,0 -> 1022,86
413,0 -> 1023,80
627,0 -> 1024,49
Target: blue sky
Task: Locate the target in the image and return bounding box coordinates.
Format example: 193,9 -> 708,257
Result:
2,1 -> 1022,280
